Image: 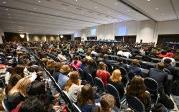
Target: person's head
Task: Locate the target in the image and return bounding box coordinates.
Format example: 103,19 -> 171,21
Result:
156,62 -> 165,70
65,71 -> 80,91
46,60 -> 55,68
127,76 -> 146,97
5,74 -> 22,95
20,96 -> 48,112
8,74 -> 22,86
100,94 -> 115,112
132,59 -> 140,66
68,71 -> 80,84
12,65 -> 25,77
9,77 -> 32,96
60,65 -> 71,74
54,62 -> 63,72
78,84 -> 94,106
98,62 -> 107,70
110,69 -> 122,82
27,80 -> 45,96
163,58 -> 172,66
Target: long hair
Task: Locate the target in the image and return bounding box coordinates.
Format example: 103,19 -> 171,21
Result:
110,69 -> 122,82
64,71 -> 80,91
77,84 -> 94,106
9,77 -> 32,96
126,76 -> 148,104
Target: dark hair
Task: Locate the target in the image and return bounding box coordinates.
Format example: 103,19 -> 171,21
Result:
27,80 -> 45,96
77,84 -> 94,106
164,58 -> 172,65
20,96 -> 48,112
5,74 -> 22,95
126,76 -> 149,107
12,65 -> 25,77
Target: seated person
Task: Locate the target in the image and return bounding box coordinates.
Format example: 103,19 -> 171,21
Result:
128,59 -> 142,76
5,77 -> 32,111
126,76 -> 151,112
96,94 -> 116,112
56,65 -> 71,89
71,56 -> 82,70
108,69 -> 124,98
64,71 -> 82,103
77,84 -> 96,112
96,62 -> 110,85
148,62 -> 168,92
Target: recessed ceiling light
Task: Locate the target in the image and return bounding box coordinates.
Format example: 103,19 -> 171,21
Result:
94,6 -> 98,9
127,10 -> 131,12
155,7 -> 159,10
114,2 -> 118,5
38,1 -> 41,3
75,0 -> 77,2
147,0 -> 151,2
2,1 -> 6,4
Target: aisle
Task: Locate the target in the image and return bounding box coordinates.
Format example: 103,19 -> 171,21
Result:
170,95 -> 179,112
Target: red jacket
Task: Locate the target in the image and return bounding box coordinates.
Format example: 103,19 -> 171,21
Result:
96,70 -> 110,85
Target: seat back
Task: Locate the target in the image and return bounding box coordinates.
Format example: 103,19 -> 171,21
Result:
78,68 -> 85,80
106,84 -> 121,108
94,77 -> 105,93
144,77 -> 158,92
72,103 -> 82,112
85,73 -> 94,85
126,96 -> 145,112
2,99 -> 10,112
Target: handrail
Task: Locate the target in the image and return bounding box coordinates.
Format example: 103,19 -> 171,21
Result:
25,47 -> 81,112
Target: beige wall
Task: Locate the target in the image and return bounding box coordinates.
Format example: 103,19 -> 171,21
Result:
97,23 -> 115,40
29,34 -> 59,42
158,20 -> 179,35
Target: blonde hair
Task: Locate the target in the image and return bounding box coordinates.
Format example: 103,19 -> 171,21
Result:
110,69 -> 122,82
9,77 -> 32,96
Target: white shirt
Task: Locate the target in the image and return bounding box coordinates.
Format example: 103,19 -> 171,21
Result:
67,84 -> 82,103
117,51 -> 132,58
57,54 -> 67,61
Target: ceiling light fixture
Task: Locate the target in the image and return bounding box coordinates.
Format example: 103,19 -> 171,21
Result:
147,0 -> 151,2
155,7 -> 159,10
2,1 -> 6,4
38,1 -> 41,3
114,2 -> 118,5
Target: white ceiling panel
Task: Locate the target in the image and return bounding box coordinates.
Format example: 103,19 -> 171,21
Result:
126,0 -> 178,21
0,0 -> 178,34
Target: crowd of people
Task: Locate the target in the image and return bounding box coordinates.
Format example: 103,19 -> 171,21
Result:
0,41 -> 178,112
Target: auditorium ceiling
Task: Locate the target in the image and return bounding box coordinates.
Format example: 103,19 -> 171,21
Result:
0,0 -> 178,34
